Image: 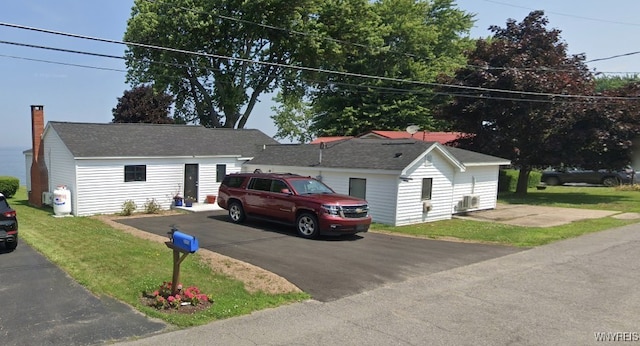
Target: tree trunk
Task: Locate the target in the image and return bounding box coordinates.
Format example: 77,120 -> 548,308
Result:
515,168 -> 531,196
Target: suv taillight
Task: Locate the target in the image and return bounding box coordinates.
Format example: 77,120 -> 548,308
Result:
3,210 -> 16,218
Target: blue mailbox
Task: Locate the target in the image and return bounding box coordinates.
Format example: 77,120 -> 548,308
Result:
171,230 -> 199,253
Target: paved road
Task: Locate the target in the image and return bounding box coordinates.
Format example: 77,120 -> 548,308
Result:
115,222 -> 640,346
116,211 -> 523,302
0,243 -> 166,346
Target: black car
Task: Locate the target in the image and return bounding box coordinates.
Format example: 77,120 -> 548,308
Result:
541,167 -> 636,187
0,193 -> 18,250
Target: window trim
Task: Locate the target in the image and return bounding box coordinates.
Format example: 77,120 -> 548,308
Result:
421,178 -> 433,200
216,164 -> 226,183
124,165 -> 146,182
349,178 -> 367,200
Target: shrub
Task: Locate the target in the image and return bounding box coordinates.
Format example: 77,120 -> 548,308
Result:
499,169 -> 542,192
0,176 -> 19,198
616,184 -> 640,192
120,199 -> 137,216
143,198 -> 162,214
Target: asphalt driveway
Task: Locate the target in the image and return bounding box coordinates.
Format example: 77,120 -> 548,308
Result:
116,211 -> 523,302
0,242 -> 166,346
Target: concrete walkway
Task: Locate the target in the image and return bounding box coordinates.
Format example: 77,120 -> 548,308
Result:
455,203 -> 631,227
116,222 -> 640,346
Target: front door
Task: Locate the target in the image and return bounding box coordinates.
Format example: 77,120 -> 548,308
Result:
184,164 -> 199,202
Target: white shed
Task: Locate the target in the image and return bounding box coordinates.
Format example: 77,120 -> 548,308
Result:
243,139 -> 510,226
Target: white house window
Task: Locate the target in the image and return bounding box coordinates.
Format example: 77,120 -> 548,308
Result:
349,178 -> 366,200
216,164 -> 226,182
422,178 -> 433,200
124,165 -> 146,182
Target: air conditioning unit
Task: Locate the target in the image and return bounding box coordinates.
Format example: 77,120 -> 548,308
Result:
461,195 -> 480,209
42,191 -> 53,206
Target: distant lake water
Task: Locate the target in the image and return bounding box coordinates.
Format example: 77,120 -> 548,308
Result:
0,146 -> 28,185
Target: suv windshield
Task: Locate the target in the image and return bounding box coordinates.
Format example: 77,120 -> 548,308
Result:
289,178 -> 334,195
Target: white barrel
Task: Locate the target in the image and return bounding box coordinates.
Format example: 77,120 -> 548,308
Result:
53,185 -> 72,216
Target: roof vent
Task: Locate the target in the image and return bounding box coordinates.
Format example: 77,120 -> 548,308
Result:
394,152 -> 403,158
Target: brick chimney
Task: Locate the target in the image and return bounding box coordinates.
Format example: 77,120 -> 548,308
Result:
29,105 -> 49,207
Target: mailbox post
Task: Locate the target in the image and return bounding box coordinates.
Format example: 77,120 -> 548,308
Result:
166,227 -> 199,295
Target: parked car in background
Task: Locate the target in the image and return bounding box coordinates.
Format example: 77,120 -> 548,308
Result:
0,193 -> 18,250
541,167 -> 636,186
217,172 -> 371,239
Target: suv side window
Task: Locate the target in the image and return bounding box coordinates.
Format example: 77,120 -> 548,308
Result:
222,176 -> 245,188
248,178 -> 272,191
271,179 -> 288,193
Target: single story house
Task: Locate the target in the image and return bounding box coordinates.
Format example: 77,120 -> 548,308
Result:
243,138 -> 511,226
25,105 -> 278,216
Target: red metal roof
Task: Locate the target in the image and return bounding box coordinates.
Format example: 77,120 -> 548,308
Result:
310,131 -> 463,145
309,136 -> 353,144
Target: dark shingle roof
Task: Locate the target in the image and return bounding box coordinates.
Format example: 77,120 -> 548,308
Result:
48,122 -> 279,158
445,146 -> 512,165
248,138 -> 509,171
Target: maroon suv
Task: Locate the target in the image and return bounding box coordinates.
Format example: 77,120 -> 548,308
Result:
217,173 -> 371,239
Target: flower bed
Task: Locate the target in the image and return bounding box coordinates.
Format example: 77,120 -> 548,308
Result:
142,281 -> 213,314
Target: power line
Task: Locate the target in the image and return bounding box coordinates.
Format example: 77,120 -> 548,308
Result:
0,40 -> 123,60
586,51 -> 640,63
2,21 -> 637,101
480,0 -> 640,27
0,47 -> 610,106
0,53 -> 126,72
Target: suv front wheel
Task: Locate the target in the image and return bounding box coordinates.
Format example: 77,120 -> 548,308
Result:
228,201 -> 246,223
296,213 -> 319,239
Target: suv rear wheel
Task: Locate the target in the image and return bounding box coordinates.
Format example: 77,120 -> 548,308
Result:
228,201 -> 246,223
296,213 -> 319,239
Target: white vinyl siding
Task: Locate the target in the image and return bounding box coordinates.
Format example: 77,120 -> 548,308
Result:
43,129 -> 77,212
395,149 -> 455,226
451,166 -> 500,213
72,158 -> 246,216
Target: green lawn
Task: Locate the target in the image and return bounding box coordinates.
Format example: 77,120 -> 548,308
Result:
9,184 -> 640,326
498,185 -> 640,213
9,188 -> 308,327
371,185 -> 640,247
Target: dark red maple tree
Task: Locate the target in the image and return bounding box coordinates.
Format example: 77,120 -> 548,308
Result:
112,85 -> 175,124
437,11 -> 596,195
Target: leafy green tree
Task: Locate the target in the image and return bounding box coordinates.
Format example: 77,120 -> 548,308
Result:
124,0 -> 320,129
436,11 -> 595,195
302,0 -> 473,137
270,92 -> 315,143
112,85 -> 174,124
595,74 -> 640,93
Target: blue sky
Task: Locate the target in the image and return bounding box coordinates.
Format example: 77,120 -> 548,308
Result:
1,0 -> 639,149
